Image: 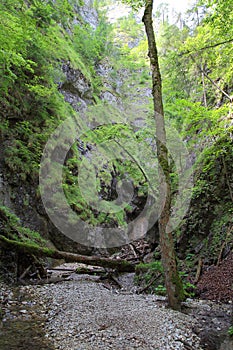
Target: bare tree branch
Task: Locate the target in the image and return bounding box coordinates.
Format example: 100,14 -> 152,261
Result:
180,38 -> 233,56
190,55 -> 232,101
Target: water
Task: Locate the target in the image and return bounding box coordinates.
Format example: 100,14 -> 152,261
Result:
0,286 -> 54,350
0,319 -> 54,350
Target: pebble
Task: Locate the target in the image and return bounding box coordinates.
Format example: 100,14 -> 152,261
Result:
20,309 -> 28,314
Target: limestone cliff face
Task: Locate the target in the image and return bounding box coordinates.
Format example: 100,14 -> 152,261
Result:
59,0 -> 98,112
77,0 -> 99,29
60,62 -> 93,111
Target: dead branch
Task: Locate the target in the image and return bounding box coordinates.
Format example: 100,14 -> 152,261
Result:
19,265 -> 32,281
129,243 -> 138,258
100,272 -> 123,288
191,57 -> 232,102
136,273 -> 162,294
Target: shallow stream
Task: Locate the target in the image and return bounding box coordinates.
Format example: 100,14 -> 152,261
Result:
0,286 -> 54,350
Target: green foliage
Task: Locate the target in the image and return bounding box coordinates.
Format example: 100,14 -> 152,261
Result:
179,271 -> 196,298
0,205 -> 48,247
154,284 -> 166,295
200,204 -> 233,258
121,0 -> 145,11
184,253 -> 195,269
61,123 -> 152,228
136,260 -> 164,273
135,260 -> 165,294
158,23 -> 192,103
157,0 -> 233,111
2,94 -> 74,179
228,326 -> 233,337
0,0 -> 113,180
100,2 -> 148,75
135,261 -> 192,297
73,12 -> 113,84
1,0 -> 232,274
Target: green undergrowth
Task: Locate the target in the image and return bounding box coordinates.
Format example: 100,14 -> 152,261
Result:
135,261 -> 166,295
0,205 -> 48,248
0,0 -> 113,181
195,203 -> 233,262
206,205 -> 233,254
228,326 -> 233,337
61,122 -> 150,227
135,260 -> 196,297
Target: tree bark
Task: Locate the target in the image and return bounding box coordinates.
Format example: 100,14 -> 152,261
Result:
142,0 -> 184,310
201,62 -> 207,107
0,235 -> 135,273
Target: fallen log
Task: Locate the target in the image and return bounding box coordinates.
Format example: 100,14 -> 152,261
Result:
0,235 -> 135,272
47,268 -> 76,272
75,266 -> 106,275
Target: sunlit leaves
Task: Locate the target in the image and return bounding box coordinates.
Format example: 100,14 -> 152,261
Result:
121,0 -> 145,11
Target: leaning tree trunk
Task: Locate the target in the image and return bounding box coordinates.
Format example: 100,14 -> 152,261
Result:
142,0 -> 184,310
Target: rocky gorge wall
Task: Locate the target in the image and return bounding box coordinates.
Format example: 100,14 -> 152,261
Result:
0,0 -> 157,262
0,0 -> 101,257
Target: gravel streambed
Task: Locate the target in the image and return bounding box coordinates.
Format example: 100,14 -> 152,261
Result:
1,266 -> 232,350
34,273 -> 203,350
